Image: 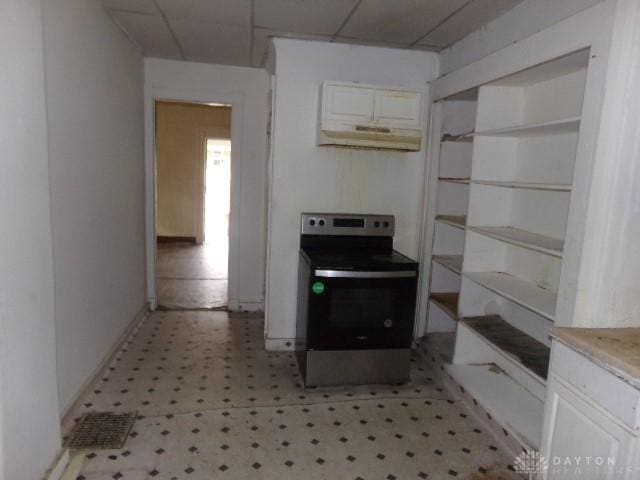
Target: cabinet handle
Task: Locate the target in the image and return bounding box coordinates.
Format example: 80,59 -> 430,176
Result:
355,125 -> 391,133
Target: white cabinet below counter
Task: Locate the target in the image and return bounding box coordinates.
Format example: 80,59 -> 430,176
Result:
541,329 -> 640,479
318,81 -> 423,151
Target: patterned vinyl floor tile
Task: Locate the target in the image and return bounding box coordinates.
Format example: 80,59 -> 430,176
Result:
68,311 -> 522,480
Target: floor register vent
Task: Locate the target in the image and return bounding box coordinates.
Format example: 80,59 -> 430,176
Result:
64,412 -> 137,450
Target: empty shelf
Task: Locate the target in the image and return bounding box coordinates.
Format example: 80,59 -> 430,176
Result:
446,363 -> 544,448
472,180 -> 571,192
436,215 -> 466,230
432,255 -> 463,274
462,315 -> 550,380
473,116 -> 580,137
429,292 -> 459,320
439,177 -> 470,185
468,225 -> 563,257
441,131 -> 474,143
464,271 -> 557,320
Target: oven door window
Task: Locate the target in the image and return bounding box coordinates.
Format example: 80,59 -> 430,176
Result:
307,275 -> 417,350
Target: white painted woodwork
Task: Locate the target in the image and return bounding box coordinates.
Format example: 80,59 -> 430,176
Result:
453,321 -> 547,403
420,3 -> 615,450
426,301 -> 458,333
464,272 -> 557,321
542,340 -> 640,479
432,255 -> 463,275
435,215 -> 466,229
323,83 -> 375,124
373,88 -> 423,128
430,262 -> 461,294
432,222 -> 466,256
458,276 -> 553,346
471,180 -> 571,192
467,225 -> 564,257
442,99 -> 477,136
439,139 -> 473,179
447,363 -> 544,449
317,81 -> 423,150
436,182 -> 469,216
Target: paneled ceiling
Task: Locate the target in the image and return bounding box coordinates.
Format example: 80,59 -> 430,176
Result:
102,0 -> 524,67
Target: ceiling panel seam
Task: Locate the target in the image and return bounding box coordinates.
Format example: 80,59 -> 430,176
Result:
331,0 -> 364,41
408,0 -> 476,47
152,0 -> 186,60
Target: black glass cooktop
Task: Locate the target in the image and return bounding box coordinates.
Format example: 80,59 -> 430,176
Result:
300,247 -> 418,271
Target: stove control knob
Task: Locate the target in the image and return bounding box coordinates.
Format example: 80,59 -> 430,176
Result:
318,219 -> 326,226
309,219 -> 316,226
383,221 -> 390,228
374,221 -> 380,228
384,319 -> 393,328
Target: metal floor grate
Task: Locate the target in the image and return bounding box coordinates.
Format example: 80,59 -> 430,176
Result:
64,412 -> 137,450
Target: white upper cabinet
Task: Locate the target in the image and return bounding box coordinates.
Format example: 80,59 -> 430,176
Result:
318,81 -> 423,151
324,84 -> 375,124
373,89 -> 422,128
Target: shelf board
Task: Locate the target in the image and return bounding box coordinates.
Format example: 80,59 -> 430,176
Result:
446,363 -> 544,448
472,180 -> 572,192
462,315 -> 550,380
439,177 -> 470,185
467,225 -> 563,257
441,131 -> 474,143
474,116 -> 580,137
432,255 -> 463,274
436,215 -> 467,230
429,292 -> 459,320
464,271 -> 557,320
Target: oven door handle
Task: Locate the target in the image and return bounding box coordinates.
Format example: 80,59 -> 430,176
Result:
314,269 -> 417,279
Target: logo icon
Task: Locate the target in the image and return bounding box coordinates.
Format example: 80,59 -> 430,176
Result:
514,450 -> 547,479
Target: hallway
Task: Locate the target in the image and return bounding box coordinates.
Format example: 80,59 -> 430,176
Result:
156,243 -> 228,309
66,311 -> 519,479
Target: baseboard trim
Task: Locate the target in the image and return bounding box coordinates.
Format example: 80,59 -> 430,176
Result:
44,449 -> 69,480
228,300 -> 264,312
416,343 -> 525,458
60,302 -> 149,423
265,337 -> 297,351
157,236 -> 196,244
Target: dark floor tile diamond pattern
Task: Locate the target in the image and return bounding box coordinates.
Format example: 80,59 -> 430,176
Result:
67,310 -> 520,480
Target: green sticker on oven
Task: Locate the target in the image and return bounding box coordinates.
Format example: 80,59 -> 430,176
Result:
312,281 -> 325,294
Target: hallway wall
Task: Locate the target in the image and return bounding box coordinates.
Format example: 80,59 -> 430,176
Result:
0,1 -> 61,478
156,102 -> 231,240
42,0 -> 147,413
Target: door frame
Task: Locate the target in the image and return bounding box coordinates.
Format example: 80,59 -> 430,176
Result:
145,87 -> 243,309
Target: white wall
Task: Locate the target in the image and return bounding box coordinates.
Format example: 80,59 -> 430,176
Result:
42,0 -> 147,413
440,0 -> 603,75
0,1 -> 61,478
145,59 -> 270,311
265,39 -> 439,348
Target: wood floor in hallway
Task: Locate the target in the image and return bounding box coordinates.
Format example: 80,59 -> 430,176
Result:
156,243 -> 228,309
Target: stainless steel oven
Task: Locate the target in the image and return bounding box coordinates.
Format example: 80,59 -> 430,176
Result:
296,213 -> 418,387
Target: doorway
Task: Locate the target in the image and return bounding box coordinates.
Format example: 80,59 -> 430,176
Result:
154,101 -> 232,310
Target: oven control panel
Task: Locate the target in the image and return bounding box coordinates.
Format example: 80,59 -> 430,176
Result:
301,213 -> 395,236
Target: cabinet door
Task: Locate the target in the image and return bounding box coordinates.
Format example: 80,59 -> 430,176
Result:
541,376 -> 638,479
323,84 -> 375,125
373,89 -> 422,128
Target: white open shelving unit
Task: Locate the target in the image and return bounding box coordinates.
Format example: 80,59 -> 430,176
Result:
424,49 -> 591,450
426,93 -> 477,335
